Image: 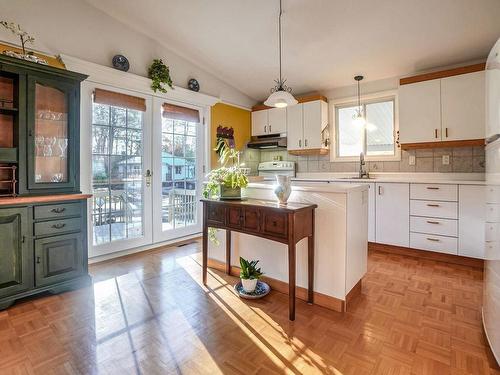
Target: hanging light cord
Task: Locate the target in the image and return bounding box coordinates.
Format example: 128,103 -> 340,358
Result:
357,79 -> 361,111
278,0 -> 282,85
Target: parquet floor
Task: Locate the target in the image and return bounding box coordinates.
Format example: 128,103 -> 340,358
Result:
0,240 -> 499,375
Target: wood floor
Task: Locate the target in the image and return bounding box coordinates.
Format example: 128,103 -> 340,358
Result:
0,241 -> 499,375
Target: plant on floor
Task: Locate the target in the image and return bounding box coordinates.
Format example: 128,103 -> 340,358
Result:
239,257 -> 264,293
148,59 -> 173,93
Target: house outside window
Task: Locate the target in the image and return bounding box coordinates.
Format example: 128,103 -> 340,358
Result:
332,91 -> 400,161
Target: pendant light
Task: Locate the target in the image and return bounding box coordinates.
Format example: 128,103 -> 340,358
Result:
264,0 -> 298,108
352,75 -> 366,127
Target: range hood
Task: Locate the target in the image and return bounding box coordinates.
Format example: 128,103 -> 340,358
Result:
247,134 -> 287,149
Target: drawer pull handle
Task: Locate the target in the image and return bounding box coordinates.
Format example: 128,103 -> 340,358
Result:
426,221 -> 440,224
426,237 -> 440,242
427,204 -> 440,207
52,223 -> 66,229
36,256 -> 41,264
51,207 -> 66,213
426,187 -> 440,190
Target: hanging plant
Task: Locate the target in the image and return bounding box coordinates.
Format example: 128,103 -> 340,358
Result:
148,59 -> 174,93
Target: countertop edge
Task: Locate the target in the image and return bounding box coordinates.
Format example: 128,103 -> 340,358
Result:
0,193 -> 92,206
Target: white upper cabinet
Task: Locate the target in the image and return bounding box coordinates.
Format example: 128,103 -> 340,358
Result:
399,69 -> 486,144
441,71 -> 485,141
375,182 -> 409,247
251,107 -> 286,136
286,104 -> 303,150
399,79 -> 441,143
287,100 -> 328,151
267,107 -> 287,134
251,110 -> 268,136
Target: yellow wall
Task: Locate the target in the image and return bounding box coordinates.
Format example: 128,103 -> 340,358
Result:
210,103 -> 251,168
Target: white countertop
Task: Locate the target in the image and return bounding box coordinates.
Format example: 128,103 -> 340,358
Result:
293,172 -> 486,185
247,181 -> 369,193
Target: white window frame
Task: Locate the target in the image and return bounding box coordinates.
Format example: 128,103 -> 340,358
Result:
331,90 -> 400,162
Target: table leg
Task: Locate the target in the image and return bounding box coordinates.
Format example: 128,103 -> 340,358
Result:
308,235 -> 314,304
288,242 -> 296,321
226,230 -> 231,275
202,205 -> 208,285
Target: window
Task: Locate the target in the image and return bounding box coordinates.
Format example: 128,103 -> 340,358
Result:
334,96 -> 398,160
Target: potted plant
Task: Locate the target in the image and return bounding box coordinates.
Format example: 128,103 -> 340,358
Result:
148,59 -> 173,93
203,145 -> 248,200
239,257 -> 263,293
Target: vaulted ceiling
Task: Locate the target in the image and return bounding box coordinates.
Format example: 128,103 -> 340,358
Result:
86,0 -> 500,102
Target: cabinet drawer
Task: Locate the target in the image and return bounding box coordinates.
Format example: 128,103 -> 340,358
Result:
485,241 -> 500,260
34,217 -> 82,237
410,200 -> 458,219
242,207 -> 260,232
410,232 -> 457,255
410,216 -> 458,237
34,202 -> 81,220
486,204 -> 500,223
485,222 -> 500,242
410,184 -> 457,201
486,185 -> 500,204
227,207 -> 242,228
206,203 -> 225,225
262,211 -> 288,238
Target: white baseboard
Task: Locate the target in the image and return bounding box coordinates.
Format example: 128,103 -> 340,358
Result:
88,233 -> 202,264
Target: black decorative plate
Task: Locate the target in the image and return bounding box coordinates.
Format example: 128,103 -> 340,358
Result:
112,55 -> 129,72
188,78 -> 200,92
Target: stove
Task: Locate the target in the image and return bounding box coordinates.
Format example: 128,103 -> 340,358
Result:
257,161 -> 296,178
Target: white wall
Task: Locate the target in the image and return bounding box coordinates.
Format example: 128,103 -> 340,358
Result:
0,0 -> 256,109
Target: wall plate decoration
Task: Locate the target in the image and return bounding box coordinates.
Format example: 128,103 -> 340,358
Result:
112,55 -> 130,72
188,78 -> 200,92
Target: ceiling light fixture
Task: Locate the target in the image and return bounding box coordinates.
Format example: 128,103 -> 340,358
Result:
352,75 -> 366,127
264,0 -> 298,108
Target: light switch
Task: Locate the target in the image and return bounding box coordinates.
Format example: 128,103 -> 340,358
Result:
442,155 -> 450,165
409,155 -> 416,166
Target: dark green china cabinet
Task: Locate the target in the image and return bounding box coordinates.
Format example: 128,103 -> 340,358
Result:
0,54 -> 90,309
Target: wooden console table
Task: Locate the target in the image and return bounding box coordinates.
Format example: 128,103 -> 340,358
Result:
201,198 -> 317,321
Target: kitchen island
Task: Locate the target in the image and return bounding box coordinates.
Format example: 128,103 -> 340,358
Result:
207,181 -> 369,312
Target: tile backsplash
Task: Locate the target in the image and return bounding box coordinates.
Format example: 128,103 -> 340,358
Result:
240,147 -> 485,175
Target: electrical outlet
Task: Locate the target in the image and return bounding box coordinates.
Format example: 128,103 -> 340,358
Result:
409,155 -> 416,166
442,155 -> 450,165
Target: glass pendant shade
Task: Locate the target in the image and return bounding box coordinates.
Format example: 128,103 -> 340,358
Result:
264,89 -> 298,108
352,110 -> 366,128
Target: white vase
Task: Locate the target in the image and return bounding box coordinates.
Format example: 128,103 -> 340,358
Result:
241,278 -> 258,293
274,175 -> 292,205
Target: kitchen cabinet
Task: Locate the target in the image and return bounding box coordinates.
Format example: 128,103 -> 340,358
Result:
399,69 -> 486,145
458,185 -> 486,258
375,183 -> 409,247
251,107 -> 286,136
399,80 -> 441,143
441,71 -> 485,141
286,100 -> 328,152
0,207 -> 31,299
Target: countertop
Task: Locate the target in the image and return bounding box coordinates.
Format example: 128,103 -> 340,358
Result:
247,181 -> 369,193
293,172 -> 486,185
0,193 -> 92,206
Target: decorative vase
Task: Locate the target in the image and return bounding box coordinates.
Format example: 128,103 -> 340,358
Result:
241,278 -> 258,293
220,185 -> 242,200
274,175 -> 292,205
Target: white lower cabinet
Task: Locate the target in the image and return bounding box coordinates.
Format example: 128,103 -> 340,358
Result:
375,183 -> 409,247
459,185 -> 485,258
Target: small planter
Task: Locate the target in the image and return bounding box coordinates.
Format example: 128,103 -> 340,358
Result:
241,278 -> 258,293
220,185 -> 242,200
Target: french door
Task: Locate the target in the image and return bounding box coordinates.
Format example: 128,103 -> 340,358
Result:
152,97 -> 204,243
83,83 -> 205,257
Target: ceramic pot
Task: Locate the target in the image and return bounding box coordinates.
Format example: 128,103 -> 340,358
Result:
274,175 -> 292,205
220,185 -> 241,200
241,278 -> 258,293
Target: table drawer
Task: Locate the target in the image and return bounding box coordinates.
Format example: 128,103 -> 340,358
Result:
410,184 -> 457,202
410,200 -> 458,219
410,232 -> 457,255
486,204 -> 500,223
262,211 -> 287,238
34,217 -> 82,237
206,202 -> 226,225
410,216 -> 457,237
34,202 -> 82,220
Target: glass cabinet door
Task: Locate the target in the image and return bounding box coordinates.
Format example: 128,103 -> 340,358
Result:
27,75 -> 77,191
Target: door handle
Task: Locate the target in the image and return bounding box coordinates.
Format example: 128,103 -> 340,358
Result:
269,125 -> 272,132
434,129 -> 438,139
36,256 -> 41,264
305,139 -> 308,147
445,127 -> 448,138
299,140 -> 301,147
264,125 -> 267,133
145,169 -> 152,187
378,186 -> 382,195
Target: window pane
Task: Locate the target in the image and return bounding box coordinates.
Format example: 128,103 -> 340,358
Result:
366,100 -> 394,156
337,106 -> 363,157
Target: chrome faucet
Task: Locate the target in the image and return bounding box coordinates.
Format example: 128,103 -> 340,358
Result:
359,152 -> 369,179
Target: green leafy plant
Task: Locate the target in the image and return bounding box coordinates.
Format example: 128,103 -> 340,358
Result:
148,59 -> 173,93
239,257 -> 263,280
0,21 -> 35,55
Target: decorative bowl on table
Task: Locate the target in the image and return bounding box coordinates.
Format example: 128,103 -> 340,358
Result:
234,280 -> 270,299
